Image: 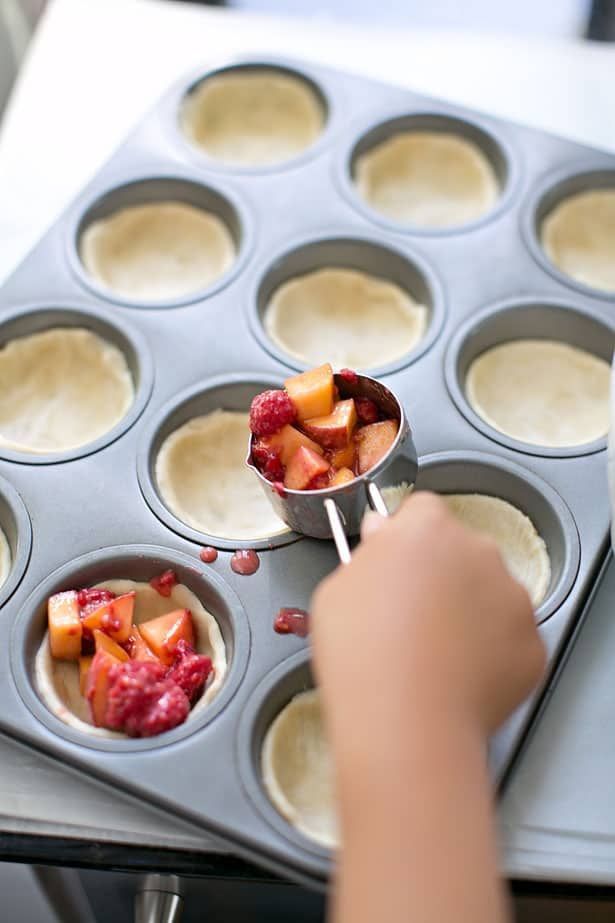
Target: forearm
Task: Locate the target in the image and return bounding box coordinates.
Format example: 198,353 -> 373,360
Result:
331,707 -> 510,923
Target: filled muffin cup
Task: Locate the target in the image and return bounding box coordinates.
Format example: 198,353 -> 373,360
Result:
11,545 -> 250,751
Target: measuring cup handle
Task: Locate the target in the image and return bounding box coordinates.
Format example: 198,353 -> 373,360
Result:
323,480 -> 390,565
323,498 -> 352,565
365,479 -> 390,518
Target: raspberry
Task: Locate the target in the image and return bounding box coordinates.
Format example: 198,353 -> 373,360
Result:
355,397 -> 380,425
249,390 -> 296,436
274,607 -> 310,637
251,441 -> 285,482
77,588 -> 116,618
105,661 -> 189,737
339,368 -> 359,385
149,570 -> 178,598
167,640 -> 213,703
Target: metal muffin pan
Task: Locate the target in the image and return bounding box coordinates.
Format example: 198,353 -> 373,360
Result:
249,231 -> 445,375
0,56 -> 612,887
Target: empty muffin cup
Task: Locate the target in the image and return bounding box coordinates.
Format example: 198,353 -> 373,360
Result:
350,114 -> 505,229
238,651 -> 336,854
180,65 -> 326,168
138,376 -> 294,550
0,475 -> 32,607
536,170 -> 615,294
0,306 -> 151,462
255,237 -> 441,373
414,451 -> 580,622
446,299 -> 614,457
12,545 -> 249,750
76,178 -> 241,304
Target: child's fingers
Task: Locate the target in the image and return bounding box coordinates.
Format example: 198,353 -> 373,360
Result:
361,510 -> 386,540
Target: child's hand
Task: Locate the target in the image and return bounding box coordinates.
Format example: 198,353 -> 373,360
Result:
311,491 -> 543,923
312,491 -> 546,763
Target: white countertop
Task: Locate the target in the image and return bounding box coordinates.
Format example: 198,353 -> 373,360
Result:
1,0 -> 615,882
2,0 -> 615,286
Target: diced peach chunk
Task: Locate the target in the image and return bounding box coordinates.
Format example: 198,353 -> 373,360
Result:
331,467 -> 355,487
126,626 -> 161,663
82,591 -> 135,643
81,600 -> 112,636
260,424 -> 323,466
331,441 -> 356,470
356,420 -> 399,474
93,629 -> 130,662
107,592 -> 135,643
79,656 -> 93,696
284,446 -> 330,491
48,591 -> 82,661
285,364 -> 334,422
302,399 -> 358,450
138,609 -> 195,666
86,650 -> 121,727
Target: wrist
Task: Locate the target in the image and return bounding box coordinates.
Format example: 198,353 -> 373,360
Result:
331,680 -> 486,821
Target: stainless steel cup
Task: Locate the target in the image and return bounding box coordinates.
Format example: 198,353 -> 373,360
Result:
247,373 -> 418,561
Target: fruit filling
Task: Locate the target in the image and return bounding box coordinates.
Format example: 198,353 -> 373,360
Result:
274,607 -> 310,637
249,364 -> 399,490
46,573 -> 215,737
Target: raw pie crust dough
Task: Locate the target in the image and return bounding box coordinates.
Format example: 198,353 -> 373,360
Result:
381,486 -> 550,606
541,189 -> 615,293
355,131 -> 499,227
466,339 -> 610,448
35,579 -> 227,739
262,688 -> 338,849
0,526 -> 10,591
181,71 -> 324,166
156,410 -> 288,540
0,328 -> 134,454
80,202 -> 236,301
264,268 -> 428,368
443,494 -> 551,607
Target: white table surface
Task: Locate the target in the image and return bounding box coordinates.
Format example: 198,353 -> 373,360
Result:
1,0 -> 615,882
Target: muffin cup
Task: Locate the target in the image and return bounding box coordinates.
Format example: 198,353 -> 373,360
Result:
445,297 -> 615,458
11,545 -> 250,752
0,304 -> 153,465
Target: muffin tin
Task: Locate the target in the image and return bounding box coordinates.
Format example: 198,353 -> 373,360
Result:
0,56 -> 613,888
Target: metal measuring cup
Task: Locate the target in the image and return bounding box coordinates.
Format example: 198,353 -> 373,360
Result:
246,372 -> 418,563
